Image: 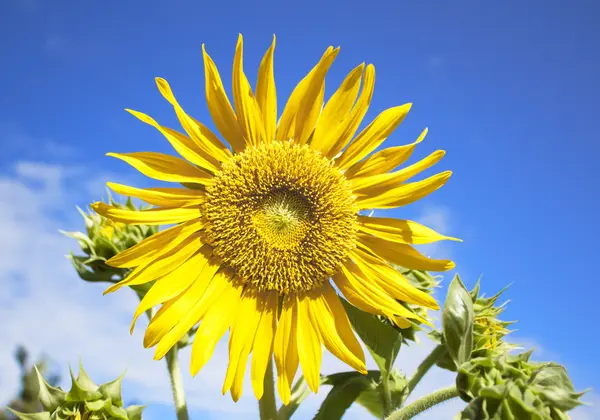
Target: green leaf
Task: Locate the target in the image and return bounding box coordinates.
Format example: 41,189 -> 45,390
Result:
341,299 -> 402,374
442,275 -> 474,367
34,365 -> 66,412
313,374 -> 375,420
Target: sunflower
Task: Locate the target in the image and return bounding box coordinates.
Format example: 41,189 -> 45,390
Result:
92,34 -> 458,404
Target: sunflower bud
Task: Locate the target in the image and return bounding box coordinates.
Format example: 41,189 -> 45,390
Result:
433,277 -> 516,372
62,198 -> 158,284
456,350 -> 585,419
8,363 -> 145,420
470,280 -> 516,356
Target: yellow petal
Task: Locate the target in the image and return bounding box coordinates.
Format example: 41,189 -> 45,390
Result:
154,78 -> 232,163
356,215 -> 460,245
311,63 -> 365,154
333,262 -> 424,321
336,104 -> 412,170
256,35 -> 277,142
274,294 -> 299,405
307,284 -> 366,373
251,291 -> 278,399
104,235 -> 205,295
276,47 -> 336,142
222,289 -> 263,400
345,128 -> 427,179
202,45 -> 245,152
125,108 -> 222,172
190,272 -> 241,376
294,48 -> 339,145
147,257 -> 224,354
351,150 -> 445,193
325,64 -> 376,159
107,182 -> 204,208
355,170 -> 452,210
232,34 -> 266,147
358,234 -> 455,271
105,219 -> 202,268
91,202 -> 200,226
107,152 -> 213,185
296,295 -> 322,393
351,247 -> 439,310
130,248 -> 212,332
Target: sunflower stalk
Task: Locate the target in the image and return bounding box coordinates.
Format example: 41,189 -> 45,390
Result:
165,345 -> 190,420
258,360 -> 277,420
385,385 -> 459,420
380,370 -> 393,416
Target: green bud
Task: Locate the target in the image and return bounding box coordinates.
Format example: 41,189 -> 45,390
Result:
442,275 -> 474,368
9,363 -> 146,420
64,199 -> 158,285
456,350 -> 585,419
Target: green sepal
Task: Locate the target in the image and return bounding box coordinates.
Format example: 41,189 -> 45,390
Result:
33,365 -> 66,412
442,275 -> 474,367
85,399 -> 108,412
65,367 -> 102,402
98,371 -> 126,407
125,405 -> 147,420
341,299 -> 402,375
106,403 -> 129,419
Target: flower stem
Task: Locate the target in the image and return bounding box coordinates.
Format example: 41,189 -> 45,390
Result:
407,344 -> 445,395
381,371 -> 393,416
385,385 -> 459,420
259,359 -> 278,420
165,344 -> 190,420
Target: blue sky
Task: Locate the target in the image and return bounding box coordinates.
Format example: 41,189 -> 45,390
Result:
1,0 -> 599,418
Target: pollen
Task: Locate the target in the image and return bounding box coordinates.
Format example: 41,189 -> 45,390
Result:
203,141 -> 358,293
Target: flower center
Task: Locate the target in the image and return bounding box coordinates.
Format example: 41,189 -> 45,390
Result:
202,141 -> 357,294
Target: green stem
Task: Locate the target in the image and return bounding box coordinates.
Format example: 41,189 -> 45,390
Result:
407,344 -> 445,395
259,359 -> 278,420
385,385 -> 459,420
381,371 -> 393,416
165,344 -> 190,420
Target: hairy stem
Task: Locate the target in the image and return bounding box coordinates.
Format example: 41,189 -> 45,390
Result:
165,344 -> 190,420
381,371 -> 393,416
386,385 -> 459,420
259,359 -> 278,420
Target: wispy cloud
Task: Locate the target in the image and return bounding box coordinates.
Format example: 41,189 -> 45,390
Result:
416,204 -> 456,260
0,122 -> 76,160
